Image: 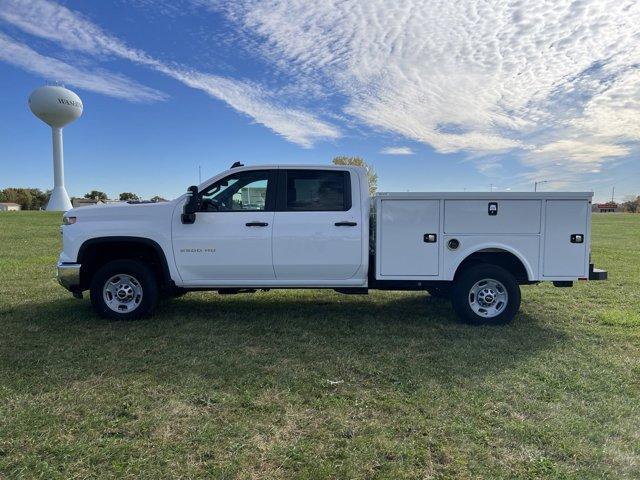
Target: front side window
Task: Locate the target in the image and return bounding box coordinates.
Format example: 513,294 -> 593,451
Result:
285,170 -> 350,211
200,170 -> 271,212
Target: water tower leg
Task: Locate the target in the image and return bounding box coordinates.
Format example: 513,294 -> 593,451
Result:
46,127 -> 72,211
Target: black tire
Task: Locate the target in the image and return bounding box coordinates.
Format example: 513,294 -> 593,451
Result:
426,285 -> 451,299
90,260 -> 159,320
169,287 -> 189,298
451,264 -> 520,325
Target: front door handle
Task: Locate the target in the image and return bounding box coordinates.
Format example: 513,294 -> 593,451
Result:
246,222 -> 269,227
335,221 -> 357,227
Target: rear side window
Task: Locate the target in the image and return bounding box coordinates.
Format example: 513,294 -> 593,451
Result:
285,170 -> 351,211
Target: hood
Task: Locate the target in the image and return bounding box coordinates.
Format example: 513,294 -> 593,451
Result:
66,199 -> 177,222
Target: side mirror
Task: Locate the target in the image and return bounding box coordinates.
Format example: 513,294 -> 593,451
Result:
181,185 -> 199,224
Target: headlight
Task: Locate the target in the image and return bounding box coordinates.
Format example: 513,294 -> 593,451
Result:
62,216 -> 77,225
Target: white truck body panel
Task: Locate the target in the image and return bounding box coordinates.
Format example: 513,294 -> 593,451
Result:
543,200 -> 591,278
444,200 -> 541,234
172,209 -> 276,282
375,192 -> 593,282
378,199 -> 440,276
57,200 -> 181,281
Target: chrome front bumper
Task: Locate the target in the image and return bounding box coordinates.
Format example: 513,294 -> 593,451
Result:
57,262 -> 81,291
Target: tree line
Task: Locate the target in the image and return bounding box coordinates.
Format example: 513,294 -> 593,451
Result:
83,191 -> 166,202
0,188 -> 51,210
0,188 -> 167,210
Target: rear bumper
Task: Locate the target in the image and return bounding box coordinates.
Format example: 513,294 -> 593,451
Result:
57,262 -> 81,291
589,263 -> 607,281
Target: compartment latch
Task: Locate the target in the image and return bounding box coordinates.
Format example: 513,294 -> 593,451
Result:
423,233 -> 437,243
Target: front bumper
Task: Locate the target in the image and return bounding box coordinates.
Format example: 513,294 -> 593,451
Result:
57,262 -> 81,291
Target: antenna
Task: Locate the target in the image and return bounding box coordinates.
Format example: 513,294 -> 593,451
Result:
534,180 -> 549,192
611,186 -> 615,203
29,86 -> 83,211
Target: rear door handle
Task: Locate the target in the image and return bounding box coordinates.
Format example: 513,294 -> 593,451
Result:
246,222 -> 269,227
335,221 -> 357,226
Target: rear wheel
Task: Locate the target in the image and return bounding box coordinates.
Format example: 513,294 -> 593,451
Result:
451,264 -> 520,325
90,260 -> 159,320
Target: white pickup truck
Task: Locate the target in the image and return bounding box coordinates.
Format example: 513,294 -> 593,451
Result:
57,164 -> 606,324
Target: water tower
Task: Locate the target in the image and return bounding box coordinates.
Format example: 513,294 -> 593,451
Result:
29,86 -> 83,211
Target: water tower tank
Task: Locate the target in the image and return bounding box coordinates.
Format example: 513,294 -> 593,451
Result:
29,86 -> 83,127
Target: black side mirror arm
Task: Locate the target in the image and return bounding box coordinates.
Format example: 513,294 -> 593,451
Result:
181,185 -> 199,224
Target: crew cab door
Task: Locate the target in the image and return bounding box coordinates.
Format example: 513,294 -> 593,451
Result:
272,169 -> 363,281
172,169 -> 276,283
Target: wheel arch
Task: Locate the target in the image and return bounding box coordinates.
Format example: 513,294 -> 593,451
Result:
451,244 -> 534,283
77,236 -> 172,290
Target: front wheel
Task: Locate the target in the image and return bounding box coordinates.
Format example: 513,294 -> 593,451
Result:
451,264 -> 520,325
90,260 -> 159,320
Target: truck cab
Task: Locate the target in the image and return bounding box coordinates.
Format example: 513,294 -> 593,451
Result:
57,164 -> 606,325
173,164 -> 369,287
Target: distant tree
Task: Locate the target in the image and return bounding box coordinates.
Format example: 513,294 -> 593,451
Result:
0,188 -> 16,204
150,195 -> 167,202
621,195 -> 640,213
119,192 -> 140,201
0,188 -> 50,210
84,191 -> 108,201
332,156 -> 378,196
29,189 -> 51,210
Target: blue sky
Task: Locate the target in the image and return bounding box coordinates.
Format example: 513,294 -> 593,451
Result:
1,0 -> 639,201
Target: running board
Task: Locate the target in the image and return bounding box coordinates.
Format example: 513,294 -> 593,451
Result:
334,288 -> 369,295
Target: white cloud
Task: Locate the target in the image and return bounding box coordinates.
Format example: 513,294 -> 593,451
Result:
380,147 -> 414,155
0,33 -> 166,102
0,0 -> 340,147
162,69 -> 340,147
533,140 -> 630,165
217,0 -> 640,177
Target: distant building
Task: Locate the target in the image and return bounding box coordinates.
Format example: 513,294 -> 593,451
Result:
592,202 -> 620,213
72,198 -> 105,208
0,202 -> 21,211
240,186 -> 267,209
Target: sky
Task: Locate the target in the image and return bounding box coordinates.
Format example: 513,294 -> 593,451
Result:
0,0 -> 639,202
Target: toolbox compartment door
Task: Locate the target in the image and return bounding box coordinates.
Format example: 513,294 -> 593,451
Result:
378,199 -> 440,276
543,200 -> 589,277
444,200 -> 541,234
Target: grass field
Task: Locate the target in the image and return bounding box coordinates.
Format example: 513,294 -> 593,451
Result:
1,212 -> 639,479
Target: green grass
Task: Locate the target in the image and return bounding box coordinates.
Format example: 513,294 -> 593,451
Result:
1,212 -> 639,479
